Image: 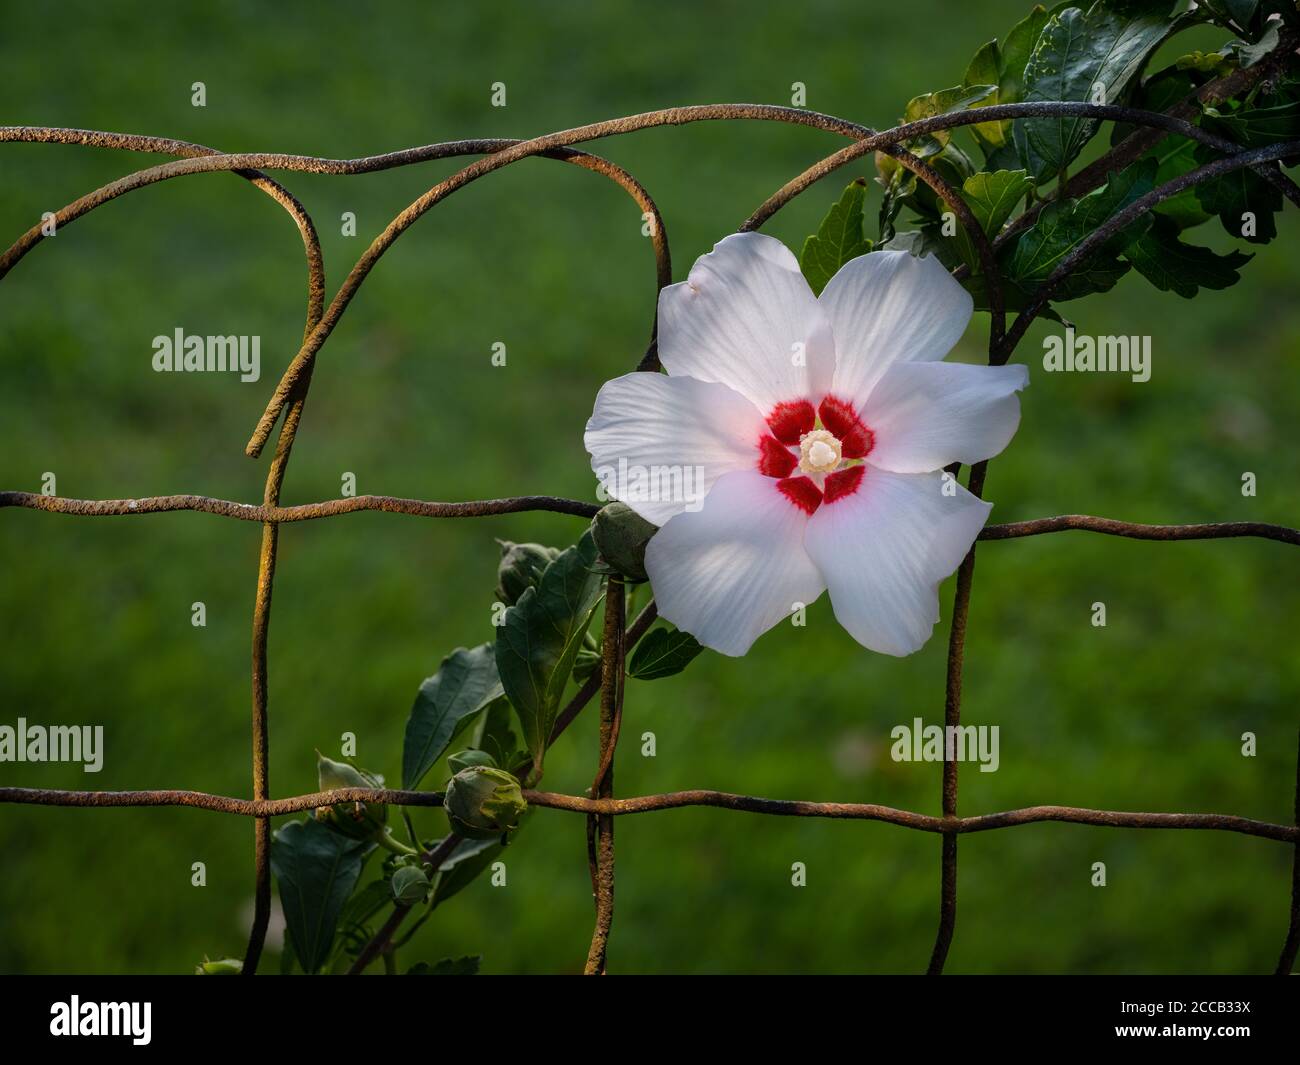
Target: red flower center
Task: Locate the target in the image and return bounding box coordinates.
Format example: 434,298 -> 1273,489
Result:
754,395 -> 873,515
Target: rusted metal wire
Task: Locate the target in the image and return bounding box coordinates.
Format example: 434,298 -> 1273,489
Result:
3,74 -> 1299,976
7,493 -> 1298,546
0,490 -> 601,521
2,784 -> 1292,843
584,578 -> 626,975
0,786 -> 446,815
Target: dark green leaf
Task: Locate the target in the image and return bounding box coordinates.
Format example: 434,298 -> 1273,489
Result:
402,643 -> 503,790
1192,142 -> 1283,243
1124,216 -> 1252,295
799,179 -> 872,295
270,818 -> 369,974
1202,0 -> 1260,30
1147,135 -> 1214,228
962,272 -> 1073,325
407,955 -> 481,975
1226,21 -> 1279,68
329,878 -> 392,965
1000,4 -> 1054,102
1107,69 -> 1210,229
1018,2 -> 1175,181
471,696 -> 527,776
495,530 -> 605,774
1009,159 -> 1157,300
1202,99 -> 1300,149
964,5 -> 1052,155
628,627 -> 703,681
429,833 -> 514,908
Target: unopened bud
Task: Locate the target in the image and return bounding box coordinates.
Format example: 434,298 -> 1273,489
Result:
448,748 -> 497,774
591,501 -> 655,582
315,752 -> 387,840
444,765 -> 527,840
390,865 -> 431,906
495,540 -> 560,606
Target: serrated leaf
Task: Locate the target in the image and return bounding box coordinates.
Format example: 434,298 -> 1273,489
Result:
951,169 -> 1034,269
800,179 -> 872,295
964,5 -> 1053,154
962,271 -> 1073,325
1019,1 -> 1175,182
628,627 -> 703,681
1124,216 -> 1252,295
402,643 -> 503,790
270,818 -> 369,974
1226,21 -> 1279,68
1192,142 -> 1283,243
1001,5 -> 1054,100
1009,159 -> 1157,300
964,169 -> 1034,235
883,227 -> 1070,323
1107,68 -> 1211,229
495,530 -> 605,775
407,955 -> 481,975
901,83 -> 997,159
1202,99 -> 1300,149
964,39 -> 1006,147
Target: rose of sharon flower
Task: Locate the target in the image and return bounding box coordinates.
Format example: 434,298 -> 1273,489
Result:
584,233 -> 1027,657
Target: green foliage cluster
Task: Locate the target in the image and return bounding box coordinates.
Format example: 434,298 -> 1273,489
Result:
801,0 -> 1299,314
271,506 -> 698,974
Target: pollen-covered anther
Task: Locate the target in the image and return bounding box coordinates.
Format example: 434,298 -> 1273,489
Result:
797,428 -> 843,475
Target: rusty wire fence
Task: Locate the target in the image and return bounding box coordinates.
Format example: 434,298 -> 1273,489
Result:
3,38 -> 1300,974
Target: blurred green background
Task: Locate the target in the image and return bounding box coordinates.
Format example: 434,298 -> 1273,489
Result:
1,0 -> 1297,975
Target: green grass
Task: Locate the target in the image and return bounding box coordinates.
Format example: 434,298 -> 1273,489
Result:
0,0 -> 1297,974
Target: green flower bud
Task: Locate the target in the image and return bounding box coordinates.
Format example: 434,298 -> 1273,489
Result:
573,646 -> 601,682
444,765 -> 527,840
448,748 -> 497,774
315,752 -> 387,841
195,957 -> 243,975
591,502 -> 656,582
495,540 -> 561,606
390,865 -> 431,906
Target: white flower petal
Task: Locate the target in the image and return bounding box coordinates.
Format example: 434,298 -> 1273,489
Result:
863,361 -> 1029,474
658,232 -> 835,414
819,250 -> 973,410
585,372 -> 767,525
804,468 -> 991,656
644,470 -> 825,656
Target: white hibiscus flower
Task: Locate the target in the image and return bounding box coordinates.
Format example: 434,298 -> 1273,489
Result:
585,232 -> 1027,657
